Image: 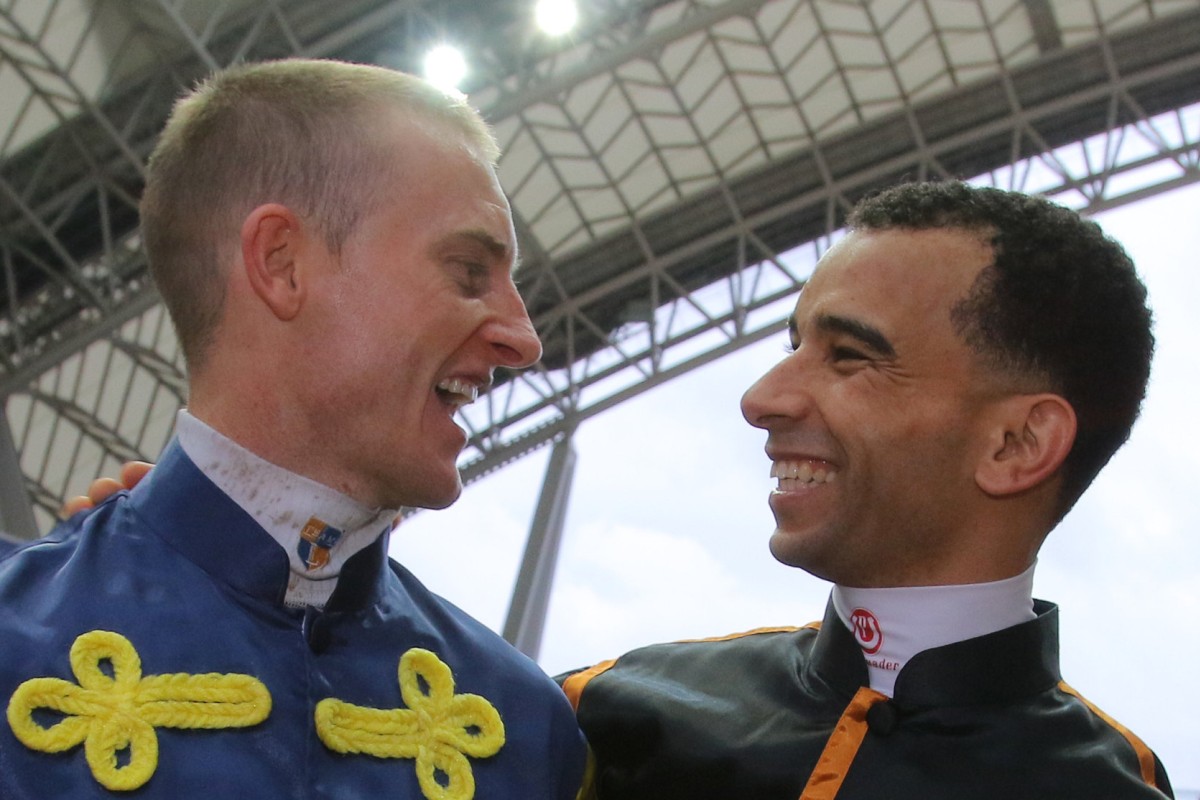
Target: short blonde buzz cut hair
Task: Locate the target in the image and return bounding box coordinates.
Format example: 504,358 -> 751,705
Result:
139,58 -> 500,370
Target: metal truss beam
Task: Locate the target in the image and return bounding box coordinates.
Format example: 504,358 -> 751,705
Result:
0,0 -> 674,391
452,3 -> 1200,481
518,7 -> 1200,370
0,0 -> 398,381
24,388 -> 143,464
482,0 -> 771,120
2,1 -> 1199,527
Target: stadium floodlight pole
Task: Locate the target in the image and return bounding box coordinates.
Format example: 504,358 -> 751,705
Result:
0,409 -> 37,540
502,425 -> 578,660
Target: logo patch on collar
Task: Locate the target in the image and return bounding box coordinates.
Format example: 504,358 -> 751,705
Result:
298,517 -> 343,571
851,607 -> 884,655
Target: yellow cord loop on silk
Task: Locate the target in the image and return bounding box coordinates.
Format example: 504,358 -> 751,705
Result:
315,647 -> 505,800
6,630 -> 271,792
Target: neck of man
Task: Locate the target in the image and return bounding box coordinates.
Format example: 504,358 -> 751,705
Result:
175,409 -> 398,610
192,369 -> 333,480
831,563 -> 1037,697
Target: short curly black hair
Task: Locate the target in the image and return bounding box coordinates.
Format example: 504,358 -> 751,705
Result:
848,181 -> 1154,520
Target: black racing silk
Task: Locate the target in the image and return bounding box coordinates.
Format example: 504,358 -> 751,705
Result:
561,600 -> 1173,800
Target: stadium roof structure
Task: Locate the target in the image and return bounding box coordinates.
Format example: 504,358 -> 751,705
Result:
1,0 -> 1198,544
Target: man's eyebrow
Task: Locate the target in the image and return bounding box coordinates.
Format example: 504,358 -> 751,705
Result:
816,313 -> 896,357
456,229 -> 523,273
438,229 -> 509,261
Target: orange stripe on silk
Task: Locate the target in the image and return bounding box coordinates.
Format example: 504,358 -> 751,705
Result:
1058,680 -> 1159,788
561,623 -> 819,712
561,659 -> 618,712
675,623 -> 817,644
798,686 -> 888,800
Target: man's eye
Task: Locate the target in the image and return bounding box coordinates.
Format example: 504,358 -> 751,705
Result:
831,346 -> 868,361
455,262 -> 489,296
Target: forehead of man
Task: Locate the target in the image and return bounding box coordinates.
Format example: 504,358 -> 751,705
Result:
798,227 -> 994,350
364,111 -> 516,257
367,110 -> 494,189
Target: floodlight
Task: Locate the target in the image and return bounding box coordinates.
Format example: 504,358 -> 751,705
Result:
535,0 -> 579,36
423,44 -> 468,92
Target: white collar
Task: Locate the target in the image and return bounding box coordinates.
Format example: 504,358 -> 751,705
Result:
831,564 -> 1037,697
175,410 -> 398,608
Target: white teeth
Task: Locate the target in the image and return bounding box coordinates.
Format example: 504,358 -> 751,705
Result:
770,460 -> 837,488
436,378 -> 480,407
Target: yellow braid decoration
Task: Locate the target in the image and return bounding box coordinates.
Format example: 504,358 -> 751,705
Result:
6,630 -> 271,792
315,647 -> 505,800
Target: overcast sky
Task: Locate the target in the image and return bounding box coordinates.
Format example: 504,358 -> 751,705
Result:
392,181 -> 1200,791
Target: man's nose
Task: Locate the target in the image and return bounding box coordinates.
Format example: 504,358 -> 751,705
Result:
486,283 -> 543,369
741,352 -> 810,429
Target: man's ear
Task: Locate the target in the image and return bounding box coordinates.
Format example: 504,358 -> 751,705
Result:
976,394 -> 1077,498
240,203 -> 309,321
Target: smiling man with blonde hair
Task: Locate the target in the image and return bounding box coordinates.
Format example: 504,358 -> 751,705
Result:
0,59 -> 586,800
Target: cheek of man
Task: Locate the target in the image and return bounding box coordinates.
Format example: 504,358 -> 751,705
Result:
765,397 -> 985,588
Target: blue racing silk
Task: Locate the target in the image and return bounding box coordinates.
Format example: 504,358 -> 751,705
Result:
0,441 -> 586,799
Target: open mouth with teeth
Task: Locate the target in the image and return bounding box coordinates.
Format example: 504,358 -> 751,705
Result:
435,378 -> 480,410
771,460 -> 837,490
